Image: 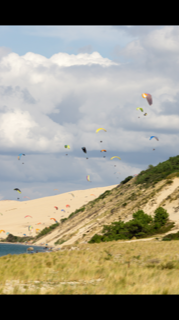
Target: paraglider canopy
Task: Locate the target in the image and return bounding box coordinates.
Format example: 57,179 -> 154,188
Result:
142,93 -> 152,105
69,193 -> 74,197
86,175 -> 90,181
100,150 -> 107,152
136,107 -> 143,112
64,145 -> 70,149
144,113 -> 147,116
149,136 -> 159,141
110,156 -> 121,160
54,206 -> 58,210
18,154 -> 25,160
100,141 -> 102,143
96,128 -> 107,133
14,188 -> 21,193
82,147 -> 87,153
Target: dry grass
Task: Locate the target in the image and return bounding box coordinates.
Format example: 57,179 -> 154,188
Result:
2,240 -> 179,294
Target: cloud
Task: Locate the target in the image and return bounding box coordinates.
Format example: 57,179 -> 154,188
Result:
1,27 -> 179,199
0,46 -> 11,60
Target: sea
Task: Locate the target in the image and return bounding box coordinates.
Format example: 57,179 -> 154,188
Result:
0,243 -> 50,257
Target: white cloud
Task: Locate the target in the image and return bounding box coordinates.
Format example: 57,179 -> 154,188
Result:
0,27 -> 179,198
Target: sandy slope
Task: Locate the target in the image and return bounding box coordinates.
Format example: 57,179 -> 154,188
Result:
0,185 -> 118,240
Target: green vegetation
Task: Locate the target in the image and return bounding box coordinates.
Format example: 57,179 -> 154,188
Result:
34,223 -> 60,240
60,218 -> 67,223
54,239 -> 66,245
121,176 -> 133,185
162,231 -> 179,241
68,207 -> 85,219
0,234 -> 33,243
88,207 -> 174,243
135,155 -> 179,188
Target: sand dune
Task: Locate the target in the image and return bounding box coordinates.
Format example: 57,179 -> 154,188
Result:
0,185 -> 118,240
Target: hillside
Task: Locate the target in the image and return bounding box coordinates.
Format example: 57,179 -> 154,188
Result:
32,155 -> 179,247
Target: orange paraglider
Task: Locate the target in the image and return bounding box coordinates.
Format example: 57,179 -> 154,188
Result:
142,93 -> 152,105
24,215 -> 32,218
54,206 -> 58,210
66,204 -> 70,208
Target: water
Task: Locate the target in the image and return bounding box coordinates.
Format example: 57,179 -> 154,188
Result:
0,243 -> 50,257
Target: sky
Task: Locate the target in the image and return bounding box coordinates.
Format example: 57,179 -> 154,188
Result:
0,25 -> 178,201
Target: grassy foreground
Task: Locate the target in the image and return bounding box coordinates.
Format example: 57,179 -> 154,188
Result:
1,239 -> 179,294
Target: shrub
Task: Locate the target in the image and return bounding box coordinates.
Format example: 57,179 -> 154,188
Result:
121,176 -> 133,185
132,210 -> 153,224
88,207 -> 172,243
61,218 -> 67,223
154,207 -> 169,227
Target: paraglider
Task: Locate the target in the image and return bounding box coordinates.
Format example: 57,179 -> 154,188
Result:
136,107 -> 143,112
50,218 -> 58,223
96,128 -> 107,133
61,209 -> 65,212
82,147 -> 87,153
142,93 -> 152,105
23,196 -> 30,199
23,234 -> 26,236
66,204 -> 70,208
54,206 -> 58,210
17,154 -> 25,160
153,149 -> 155,151
0,230 -> 5,233
36,223 -> 41,225
24,215 -> 32,218
100,150 -> 107,152
110,156 -> 121,160
100,141 -> 102,143
64,145 -> 70,156
36,229 -> 40,233
144,113 -> 147,116
86,175 -> 91,182
103,156 -> 106,158
69,193 -> 74,197
0,213 -> 3,216
28,226 -> 33,231
149,136 -> 159,141
14,188 -> 21,193
54,189 -> 60,191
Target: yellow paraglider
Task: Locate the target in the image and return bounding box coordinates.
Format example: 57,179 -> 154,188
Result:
110,156 -> 121,160
96,128 -> 107,133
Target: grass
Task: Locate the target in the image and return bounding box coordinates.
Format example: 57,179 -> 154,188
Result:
2,240 -> 179,294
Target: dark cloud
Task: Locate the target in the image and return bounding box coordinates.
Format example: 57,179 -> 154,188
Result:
0,85 -> 36,104
21,88 -> 36,104
48,92 -> 85,124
